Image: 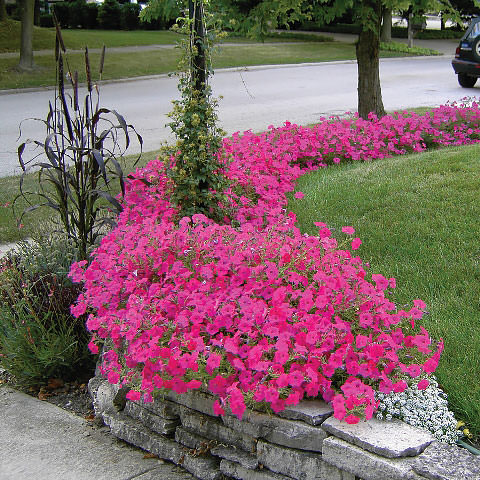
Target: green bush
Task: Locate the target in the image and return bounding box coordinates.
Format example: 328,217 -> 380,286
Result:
39,13 -> 54,28
53,2 -> 71,28
53,0 -> 99,29
298,22 -> 463,40
121,2 -> 141,30
83,2 -> 99,29
380,41 -> 441,56
0,234 -> 94,386
98,0 -> 122,30
415,28 -> 464,39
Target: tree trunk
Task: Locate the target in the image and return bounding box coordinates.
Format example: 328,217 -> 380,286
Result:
0,0 -> 7,22
356,19 -> 385,119
440,14 -> 445,31
407,12 -> 414,48
380,8 -> 392,43
18,0 -> 35,71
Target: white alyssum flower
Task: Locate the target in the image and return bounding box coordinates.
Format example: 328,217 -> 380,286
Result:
376,377 -> 459,444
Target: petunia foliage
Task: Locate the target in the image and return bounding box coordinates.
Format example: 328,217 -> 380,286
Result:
69,100 -> 480,423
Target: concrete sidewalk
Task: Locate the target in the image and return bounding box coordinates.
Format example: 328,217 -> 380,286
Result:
0,386 -> 194,480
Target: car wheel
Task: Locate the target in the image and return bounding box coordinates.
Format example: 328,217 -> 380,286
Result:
458,73 -> 477,88
473,37 -> 480,62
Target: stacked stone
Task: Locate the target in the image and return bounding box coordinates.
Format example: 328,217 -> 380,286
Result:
88,376 -> 480,480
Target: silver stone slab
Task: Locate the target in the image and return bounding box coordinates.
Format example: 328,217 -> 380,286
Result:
256,440 -> 346,480
102,411 -> 222,480
175,426 -> 215,450
277,400 -> 334,426
412,441 -> 480,480
321,417 -> 434,458
322,436 -> 424,480
125,401 -> 179,436
220,459 -> 292,480
164,390 -> 217,417
223,410 -> 328,452
180,408 -> 257,453
141,396 -> 180,420
211,445 -> 259,470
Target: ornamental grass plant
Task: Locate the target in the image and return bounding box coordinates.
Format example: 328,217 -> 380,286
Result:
69,99 -> 480,432
0,232 -> 94,386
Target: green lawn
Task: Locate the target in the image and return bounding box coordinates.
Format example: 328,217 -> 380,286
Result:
0,41 -> 409,90
0,19 -> 333,53
0,19 -> 184,52
289,144 -> 480,438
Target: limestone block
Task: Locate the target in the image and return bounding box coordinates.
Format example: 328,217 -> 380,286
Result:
322,436 -> 425,480
88,376 -> 128,417
181,454 -> 222,480
180,408 -> 256,453
321,417 -> 433,458
276,400 -> 334,426
102,411 -> 222,480
220,459 -> 291,480
211,445 -> 259,470
102,411 -> 184,464
175,426 -> 215,451
256,440 -> 346,480
125,401 -> 179,436
412,441 -> 480,480
164,389 -> 217,417
140,396 -> 180,420
223,410 -> 328,452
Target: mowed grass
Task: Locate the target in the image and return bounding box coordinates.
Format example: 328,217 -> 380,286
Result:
0,19 -> 332,53
289,144 -> 480,438
0,40 -> 407,90
0,19 -> 184,52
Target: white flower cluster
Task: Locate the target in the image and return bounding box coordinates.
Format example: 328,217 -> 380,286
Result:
376,377 -> 459,444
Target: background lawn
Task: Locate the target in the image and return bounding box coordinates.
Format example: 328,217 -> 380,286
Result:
0,20 -> 333,52
0,42 -> 408,90
289,144 -> 480,438
0,20 -> 425,90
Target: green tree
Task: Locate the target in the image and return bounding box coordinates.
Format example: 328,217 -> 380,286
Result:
140,1 -> 460,120
98,0 -> 122,29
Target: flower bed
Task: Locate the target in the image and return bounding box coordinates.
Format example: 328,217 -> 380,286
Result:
70,100 -> 480,426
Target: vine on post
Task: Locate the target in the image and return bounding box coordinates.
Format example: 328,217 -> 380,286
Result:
167,0 -> 228,222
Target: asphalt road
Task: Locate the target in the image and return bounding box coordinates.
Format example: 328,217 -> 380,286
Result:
0,54 -> 471,178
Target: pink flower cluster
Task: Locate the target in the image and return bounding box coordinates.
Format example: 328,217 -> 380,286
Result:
66,100 -> 480,423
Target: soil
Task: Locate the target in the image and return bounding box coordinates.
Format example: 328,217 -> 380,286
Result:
0,370 -> 95,419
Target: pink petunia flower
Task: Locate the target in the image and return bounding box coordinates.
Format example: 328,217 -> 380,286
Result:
342,226 -> 355,235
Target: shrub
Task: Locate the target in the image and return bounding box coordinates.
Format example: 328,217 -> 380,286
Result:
66,101 -> 480,424
53,2 -> 71,28
40,13 -> 54,28
83,2 -> 99,29
380,41 -> 441,56
121,2 -> 141,30
0,234 -> 94,386
98,0 -> 122,30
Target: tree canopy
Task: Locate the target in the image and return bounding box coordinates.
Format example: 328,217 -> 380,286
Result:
141,0 -> 463,119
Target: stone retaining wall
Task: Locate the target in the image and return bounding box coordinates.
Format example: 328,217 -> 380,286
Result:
88,376 -> 480,480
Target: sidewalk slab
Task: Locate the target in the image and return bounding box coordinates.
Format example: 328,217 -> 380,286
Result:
0,386 -> 194,480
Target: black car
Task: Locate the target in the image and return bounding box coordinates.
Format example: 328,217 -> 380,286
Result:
452,17 -> 480,88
